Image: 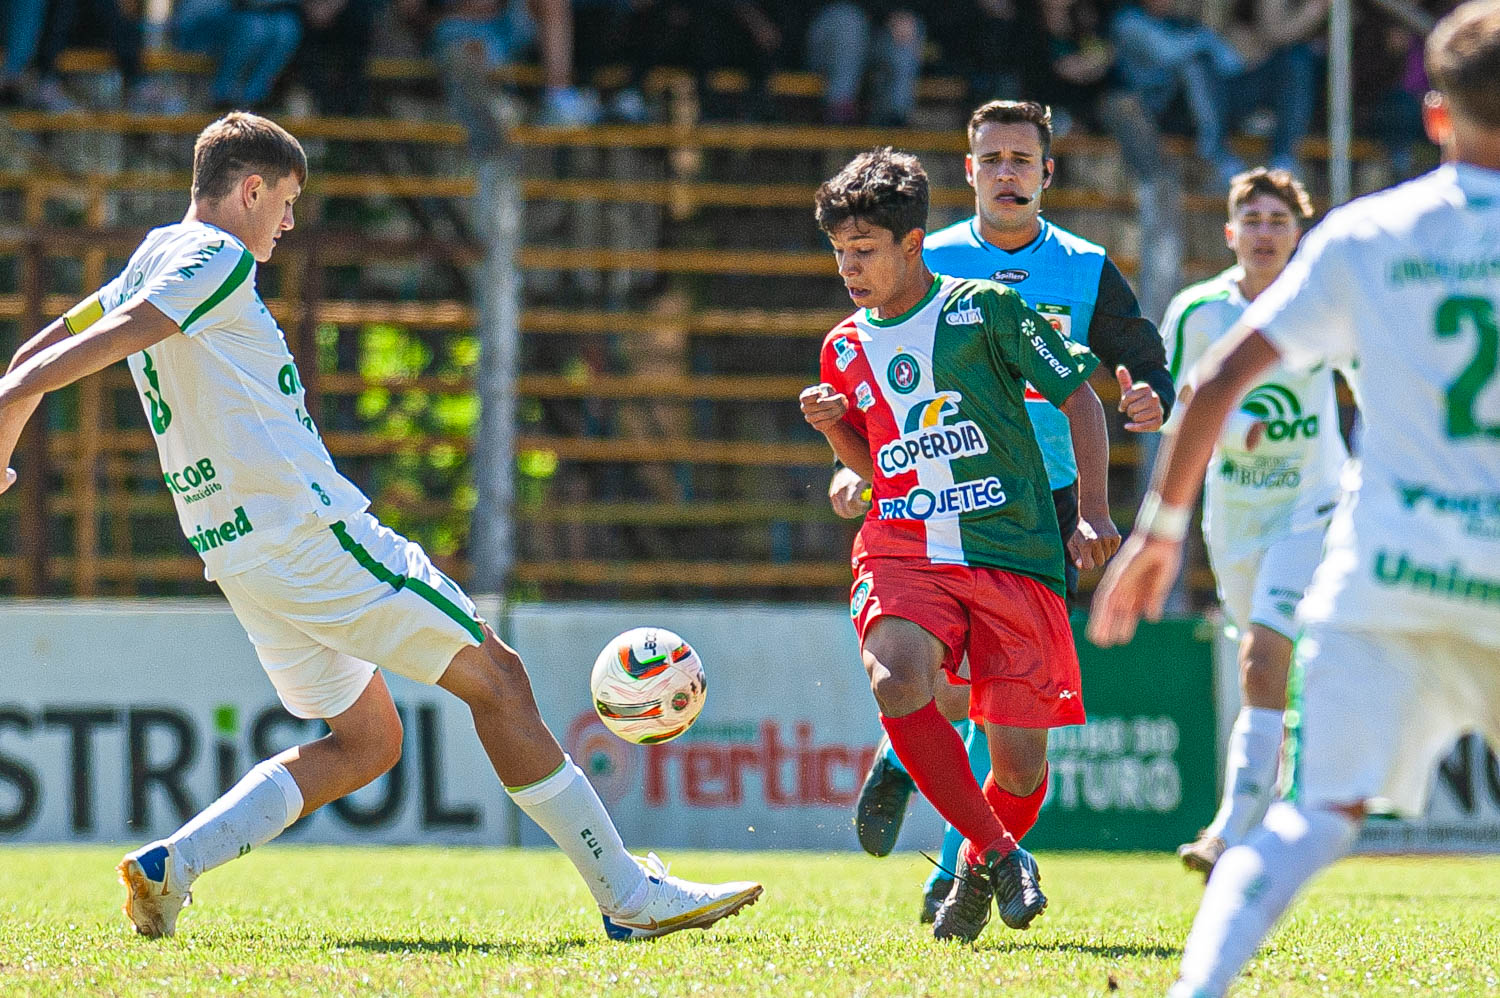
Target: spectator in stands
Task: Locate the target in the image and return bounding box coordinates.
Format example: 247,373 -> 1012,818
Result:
1110,0 -> 1246,188
217,0 -> 303,110
396,0 -> 599,145
1220,0 -> 1329,174
0,0 -> 47,106
300,0 -> 384,116
580,0 -> 796,122
174,0 -> 302,110
805,0 -> 926,126
931,1 -> 1042,108
1035,0 -> 1114,135
28,0 -> 160,111
1354,1 -> 1451,178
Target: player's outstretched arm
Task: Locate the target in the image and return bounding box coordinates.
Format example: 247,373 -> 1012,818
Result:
1059,380 -> 1120,570
0,299 -> 178,493
1088,325 -> 1281,646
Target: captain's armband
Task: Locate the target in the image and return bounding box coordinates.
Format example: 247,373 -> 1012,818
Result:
62,294 -> 105,335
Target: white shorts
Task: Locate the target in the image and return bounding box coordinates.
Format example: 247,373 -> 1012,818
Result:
1209,523 -> 1326,640
217,512 -> 486,719
1291,623 -> 1500,816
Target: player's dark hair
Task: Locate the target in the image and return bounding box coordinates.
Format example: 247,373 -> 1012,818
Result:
967,100 -> 1053,161
814,148 -> 930,240
1427,0 -> 1500,128
1227,167 -> 1314,221
192,112 -> 308,204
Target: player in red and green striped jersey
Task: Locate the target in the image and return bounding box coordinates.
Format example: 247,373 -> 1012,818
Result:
799,148 -> 1119,942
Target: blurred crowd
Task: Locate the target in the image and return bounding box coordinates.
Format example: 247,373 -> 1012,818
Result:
0,0 -> 1459,177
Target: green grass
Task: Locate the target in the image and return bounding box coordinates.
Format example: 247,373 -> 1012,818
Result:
1,847 -> 1497,996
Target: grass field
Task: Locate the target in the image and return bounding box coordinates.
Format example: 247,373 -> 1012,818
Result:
2,847 -> 1498,996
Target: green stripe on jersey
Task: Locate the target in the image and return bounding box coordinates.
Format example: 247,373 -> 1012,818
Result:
329,521 -> 485,644
1169,289 -> 1230,380
180,248 -> 254,331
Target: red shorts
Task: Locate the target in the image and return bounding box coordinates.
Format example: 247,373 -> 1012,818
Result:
850,557 -> 1084,728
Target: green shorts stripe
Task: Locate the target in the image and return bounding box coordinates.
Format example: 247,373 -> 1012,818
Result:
329,521 -> 485,644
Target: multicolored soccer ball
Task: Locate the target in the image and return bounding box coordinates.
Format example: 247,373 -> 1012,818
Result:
590,627 -> 707,744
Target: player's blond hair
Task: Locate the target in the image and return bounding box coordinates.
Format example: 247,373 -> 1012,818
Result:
1227,168 -> 1314,222
192,112 -> 307,204
1427,0 -> 1500,128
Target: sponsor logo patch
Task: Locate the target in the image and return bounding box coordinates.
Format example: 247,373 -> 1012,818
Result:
854,381 -> 875,411
1240,383 -> 1319,441
944,296 -> 983,325
833,336 -> 860,372
877,476 -> 1007,520
993,268 -> 1029,283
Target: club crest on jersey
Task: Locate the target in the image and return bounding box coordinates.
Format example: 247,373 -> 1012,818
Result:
854,381 -> 875,411
1240,383 -> 1318,440
833,336 -> 860,371
993,268 -> 1028,283
944,297 -> 983,326
887,354 -> 920,394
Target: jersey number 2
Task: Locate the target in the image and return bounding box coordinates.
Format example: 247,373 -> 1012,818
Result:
1436,295 -> 1500,440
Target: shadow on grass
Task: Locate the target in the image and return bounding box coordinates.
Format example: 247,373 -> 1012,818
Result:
986,939 -> 1182,959
335,935 -> 592,958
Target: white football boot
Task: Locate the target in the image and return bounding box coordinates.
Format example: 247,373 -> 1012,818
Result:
601,853 -> 762,940
117,841 -> 192,937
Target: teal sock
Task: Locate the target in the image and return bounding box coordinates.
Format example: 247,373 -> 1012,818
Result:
879,732 -> 905,773
926,720 -> 993,889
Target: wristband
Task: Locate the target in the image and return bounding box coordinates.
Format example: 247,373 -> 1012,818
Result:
1134,492 -> 1192,543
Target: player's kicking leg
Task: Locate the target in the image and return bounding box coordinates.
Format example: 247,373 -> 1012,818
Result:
437,629 -> 762,939
120,515 -> 759,940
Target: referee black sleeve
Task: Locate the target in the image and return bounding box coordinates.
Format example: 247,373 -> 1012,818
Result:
1086,258 -> 1176,420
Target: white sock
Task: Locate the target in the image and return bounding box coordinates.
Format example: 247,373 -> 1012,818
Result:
507,756 -> 647,913
167,759 -> 304,884
1175,802 -> 1359,997
1204,707 -> 1283,845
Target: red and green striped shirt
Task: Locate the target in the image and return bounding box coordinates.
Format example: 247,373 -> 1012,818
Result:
819,275 -> 1099,593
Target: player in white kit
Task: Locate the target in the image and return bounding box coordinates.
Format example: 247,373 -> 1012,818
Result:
1090,3 -> 1500,994
0,112 -> 760,941
1163,169 -> 1350,875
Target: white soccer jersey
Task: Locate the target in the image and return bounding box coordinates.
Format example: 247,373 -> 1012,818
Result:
1162,266 -> 1348,563
89,221 -> 368,579
1243,163 -> 1500,645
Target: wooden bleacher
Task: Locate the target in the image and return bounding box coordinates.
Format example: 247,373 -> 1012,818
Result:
0,57 -> 1393,601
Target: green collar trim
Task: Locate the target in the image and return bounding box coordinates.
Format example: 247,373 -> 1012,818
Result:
867,274 -> 941,327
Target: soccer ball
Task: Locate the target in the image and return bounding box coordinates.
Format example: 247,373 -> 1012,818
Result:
590,627 -> 707,744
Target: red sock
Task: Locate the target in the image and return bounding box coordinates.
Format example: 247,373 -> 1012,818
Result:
881,701 -> 1015,861
982,764 -> 1050,842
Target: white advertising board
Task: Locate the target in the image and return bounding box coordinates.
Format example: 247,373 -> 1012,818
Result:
0,600 -> 943,852
0,601 -> 513,845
